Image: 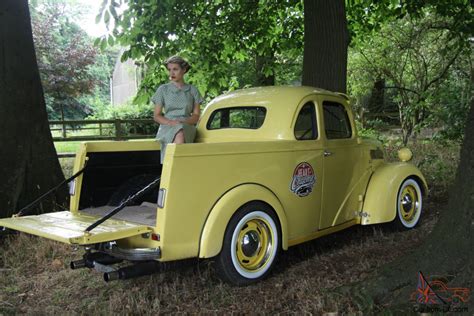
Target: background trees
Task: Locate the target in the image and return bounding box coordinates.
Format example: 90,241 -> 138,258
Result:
348,12 -> 471,144
97,0 -> 304,99
30,0 -> 115,121
96,0 -> 471,145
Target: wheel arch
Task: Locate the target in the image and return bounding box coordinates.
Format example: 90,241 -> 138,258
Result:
198,183 -> 288,259
361,163 -> 428,225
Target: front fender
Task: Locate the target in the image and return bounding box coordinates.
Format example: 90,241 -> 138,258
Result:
361,162 -> 427,225
198,184 -> 288,259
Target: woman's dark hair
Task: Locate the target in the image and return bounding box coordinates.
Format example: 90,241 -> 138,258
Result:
164,56 -> 191,73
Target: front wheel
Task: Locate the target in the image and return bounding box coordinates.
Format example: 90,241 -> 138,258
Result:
216,202 -> 280,285
395,178 -> 423,229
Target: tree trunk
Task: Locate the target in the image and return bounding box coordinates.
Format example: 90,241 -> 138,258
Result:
302,0 -> 349,93
351,97 -> 474,312
0,0 -> 67,217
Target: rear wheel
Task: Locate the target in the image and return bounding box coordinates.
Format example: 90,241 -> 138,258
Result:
216,202 -> 280,285
395,178 -> 422,229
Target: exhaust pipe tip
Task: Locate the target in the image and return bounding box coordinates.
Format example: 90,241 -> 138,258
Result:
104,271 -> 120,282
70,259 -> 86,270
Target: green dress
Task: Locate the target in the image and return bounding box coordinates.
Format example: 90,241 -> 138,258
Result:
151,83 -> 203,162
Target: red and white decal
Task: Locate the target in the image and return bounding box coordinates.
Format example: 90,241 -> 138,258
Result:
290,162 -> 316,197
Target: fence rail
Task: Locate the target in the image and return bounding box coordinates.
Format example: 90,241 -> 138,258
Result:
50,119 -> 156,141
50,112 -> 402,142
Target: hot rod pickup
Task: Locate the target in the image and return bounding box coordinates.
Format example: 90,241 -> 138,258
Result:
0,86 -> 427,285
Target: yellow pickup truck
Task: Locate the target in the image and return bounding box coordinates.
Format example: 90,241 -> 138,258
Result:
0,86 -> 427,285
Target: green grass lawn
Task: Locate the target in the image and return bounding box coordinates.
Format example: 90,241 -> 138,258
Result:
54,141 -> 82,153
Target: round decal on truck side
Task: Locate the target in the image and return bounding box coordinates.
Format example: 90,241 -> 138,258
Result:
290,162 -> 316,197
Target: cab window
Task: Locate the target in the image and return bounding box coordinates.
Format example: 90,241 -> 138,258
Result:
294,102 -> 317,140
207,107 -> 266,130
323,101 -> 352,139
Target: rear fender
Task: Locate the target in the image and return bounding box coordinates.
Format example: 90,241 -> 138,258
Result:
198,184 -> 288,259
361,163 -> 427,225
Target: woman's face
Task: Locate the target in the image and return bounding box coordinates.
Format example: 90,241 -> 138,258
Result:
167,63 -> 186,83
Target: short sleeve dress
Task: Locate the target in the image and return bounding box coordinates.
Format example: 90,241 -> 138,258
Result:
151,83 -> 203,163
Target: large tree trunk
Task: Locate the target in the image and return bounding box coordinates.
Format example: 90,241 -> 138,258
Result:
302,0 -> 349,93
0,0 -> 66,217
350,97 -> 474,311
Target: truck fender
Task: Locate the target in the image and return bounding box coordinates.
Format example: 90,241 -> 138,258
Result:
198,184 -> 288,259
361,162 -> 428,225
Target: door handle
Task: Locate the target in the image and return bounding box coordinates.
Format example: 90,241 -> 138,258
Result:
324,150 -> 333,157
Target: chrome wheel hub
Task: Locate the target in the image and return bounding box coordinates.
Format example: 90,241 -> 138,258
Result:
241,231 -> 260,257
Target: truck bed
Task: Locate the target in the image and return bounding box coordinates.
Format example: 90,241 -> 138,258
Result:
79,202 -> 157,226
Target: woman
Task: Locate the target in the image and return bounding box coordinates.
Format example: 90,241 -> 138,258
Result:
151,56 -> 203,163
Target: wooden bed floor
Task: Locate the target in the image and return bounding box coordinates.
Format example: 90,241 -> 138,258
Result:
79,202 -> 157,226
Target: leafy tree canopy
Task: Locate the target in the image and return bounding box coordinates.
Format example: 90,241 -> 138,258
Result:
346,0 -> 473,45
98,0 -> 472,102
98,0 -> 304,100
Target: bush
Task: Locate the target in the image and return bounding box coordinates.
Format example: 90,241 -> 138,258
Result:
88,102 -> 156,136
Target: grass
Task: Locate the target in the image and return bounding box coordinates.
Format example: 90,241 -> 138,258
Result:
0,141 -> 459,314
54,141 -> 82,153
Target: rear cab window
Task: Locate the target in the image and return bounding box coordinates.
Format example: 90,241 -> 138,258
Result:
294,102 -> 318,140
323,101 -> 352,139
207,107 -> 266,130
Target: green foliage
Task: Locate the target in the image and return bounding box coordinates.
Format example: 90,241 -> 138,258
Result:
97,0 -> 304,102
88,102 -> 156,136
346,0 -> 473,45
347,10 -> 471,144
31,0 -> 115,121
89,102 -> 153,120
355,119 -> 389,144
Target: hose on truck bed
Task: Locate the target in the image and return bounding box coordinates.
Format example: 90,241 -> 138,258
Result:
84,177 -> 161,233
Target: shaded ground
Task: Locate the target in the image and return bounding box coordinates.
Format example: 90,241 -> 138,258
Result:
0,192 -> 443,314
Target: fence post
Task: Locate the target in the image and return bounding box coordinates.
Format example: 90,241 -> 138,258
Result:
62,121 -> 67,139
114,119 -> 123,140
99,122 -> 103,136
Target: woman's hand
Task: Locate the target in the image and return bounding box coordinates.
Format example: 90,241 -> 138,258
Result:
167,119 -> 181,126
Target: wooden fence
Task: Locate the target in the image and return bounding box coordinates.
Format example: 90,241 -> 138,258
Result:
50,112 -> 402,141
50,119 -> 156,141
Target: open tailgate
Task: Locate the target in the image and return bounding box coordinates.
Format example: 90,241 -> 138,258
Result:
0,211 -> 152,245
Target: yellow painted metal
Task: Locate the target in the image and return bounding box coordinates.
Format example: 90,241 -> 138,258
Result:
80,139 -> 160,152
288,219 -> 359,246
196,86 -> 345,143
68,140 -> 161,213
0,211 -> 152,245
198,184 -> 289,259
69,142 -> 88,213
398,148 -> 413,162
361,162 -> 428,225
236,218 -> 271,271
399,185 -> 418,223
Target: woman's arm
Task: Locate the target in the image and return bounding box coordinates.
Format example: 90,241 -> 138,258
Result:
154,104 -> 180,126
179,103 -> 201,125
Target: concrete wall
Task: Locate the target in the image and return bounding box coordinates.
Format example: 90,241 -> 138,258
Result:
111,52 -> 140,106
